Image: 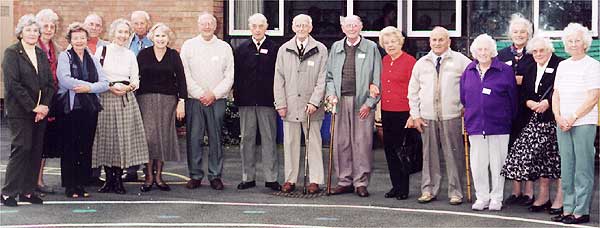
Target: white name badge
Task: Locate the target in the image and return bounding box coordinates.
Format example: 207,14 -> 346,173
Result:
358,53 -> 366,59
211,56 -> 219,61
505,60 -> 512,66
260,49 -> 268,54
307,60 -> 315,66
482,88 -> 491,95
545,68 -> 554,73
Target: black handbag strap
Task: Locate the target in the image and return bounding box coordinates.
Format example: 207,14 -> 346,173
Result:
539,85 -> 553,101
100,46 -> 107,66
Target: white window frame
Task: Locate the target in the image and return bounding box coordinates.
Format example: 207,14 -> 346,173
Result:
406,0 -> 462,37
346,0 -> 403,37
533,0 -> 598,37
228,0 -> 285,36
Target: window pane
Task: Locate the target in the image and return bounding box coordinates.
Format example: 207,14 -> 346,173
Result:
412,1 -> 456,31
469,1 -> 532,38
353,0 -> 398,31
285,0 -> 345,38
233,0 -> 280,31
539,0 -> 593,31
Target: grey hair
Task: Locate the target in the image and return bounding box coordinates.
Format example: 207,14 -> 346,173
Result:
131,10 -> 150,21
431,26 -> 450,38
36,9 -> 59,24
340,14 -> 362,26
148,23 -> 176,45
84,13 -> 103,25
378,26 -> 404,48
108,18 -> 132,39
15,14 -> 39,39
470,33 -> 498,57
526,36 -> 555,54
197,12 -> 217,25
248,13 -> 268,26
507,13 -> 533,39
292,14 -> 312,26
562,23 -> 593,53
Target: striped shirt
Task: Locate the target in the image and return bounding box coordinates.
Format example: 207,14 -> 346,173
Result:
554,55 -> 600,126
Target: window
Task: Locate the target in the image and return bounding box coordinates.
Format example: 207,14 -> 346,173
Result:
284,0 -> 346,39
469,1 -> 533,39
534,0 -> 598,37
349,0 -> 402,37
407,0 -> 462,37
228,0 -> 284,36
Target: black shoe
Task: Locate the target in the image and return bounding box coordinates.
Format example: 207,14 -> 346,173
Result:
520,195 -> 535,206
528,200 -> 551,212
504,194 -> 521,204
140,183 -> 153,192
237,181 -> 256,190
1,195 -> 17,207
396,194 -> 409,200
384,188 -> 400,198
563,215 -> 590,224
210,178 -> 224,190
265,182 -> 281,191
549,207 -> 563,215
155,181 -> 171,191
76,186 -> 90,198
551,214 -> 569,222
113,168 -> 127,194
122,173 -> 139,182
98,166 -> 114,193
18,194 -> 43,204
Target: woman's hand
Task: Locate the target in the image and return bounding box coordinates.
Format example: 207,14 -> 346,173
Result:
176,99 -> 185,121
556,115 -> 571,132
533,100 -> 550,113
109,86 -> 127,97
32,105 -> 49,122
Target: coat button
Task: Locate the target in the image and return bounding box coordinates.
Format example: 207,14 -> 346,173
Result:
296,118 -> 299,120
298,94 -> 301,97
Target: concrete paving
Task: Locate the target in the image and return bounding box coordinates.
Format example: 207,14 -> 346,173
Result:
0,119 -> 598,227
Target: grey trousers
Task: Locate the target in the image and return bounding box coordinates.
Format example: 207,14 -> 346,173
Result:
333,96 -> 374,187
283,120 -> 324,184
239,106 -> 279,182
420,118 -> 465,199
186,99 -> 226,181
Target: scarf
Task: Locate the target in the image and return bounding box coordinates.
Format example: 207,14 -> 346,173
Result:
38,38 -> 58,88
67,48 -> 102,112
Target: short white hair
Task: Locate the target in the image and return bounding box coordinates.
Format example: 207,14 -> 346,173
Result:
84,13 -> 103,25
431,26 -> 450,38
562,23 -> 593,52
131,10 -> 150,21
36,9 -> 58,24
197,12 -> 217,25
507,13 -> 533,39
248,13 -> 268,26
15,14 -> 39,39
292,14 -> 312,26
526,36 -> 555,54
340,14 -> 362,26
108,18 -> 132,39
378,26 -> 404,48
470,34 -> 498,57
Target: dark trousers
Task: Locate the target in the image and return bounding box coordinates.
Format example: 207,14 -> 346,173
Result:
381,110 -> 412,195
2,117 -> 46,197
61,110 -> 98,188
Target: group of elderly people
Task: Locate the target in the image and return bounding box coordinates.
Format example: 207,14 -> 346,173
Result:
1,8 -> 598,225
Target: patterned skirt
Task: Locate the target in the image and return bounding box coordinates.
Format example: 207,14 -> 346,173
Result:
137,93 -> 182,161
92,92 -> 149,168
501,113 -> 561,181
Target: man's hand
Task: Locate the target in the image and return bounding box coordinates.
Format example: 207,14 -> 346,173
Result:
73,85 -> 91,93
411,117 -> 428,133
306,104 -> 318,115
200,91 -> 216,106
277,108 -> 287,118
176,100 -> 185,121
359,104 -> 371,119
327,95 -> 338,106
369,84 -> 380,98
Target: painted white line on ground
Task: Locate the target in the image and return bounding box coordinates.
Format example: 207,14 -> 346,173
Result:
0,223 -> 333,228
18,200 -> 593,228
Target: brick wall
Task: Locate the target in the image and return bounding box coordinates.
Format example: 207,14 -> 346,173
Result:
12,0 -> 226,50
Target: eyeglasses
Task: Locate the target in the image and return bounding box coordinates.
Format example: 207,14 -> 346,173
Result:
293,23 -> 311,29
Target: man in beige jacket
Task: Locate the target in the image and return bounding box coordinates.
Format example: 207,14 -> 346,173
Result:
407,26 -> 471,205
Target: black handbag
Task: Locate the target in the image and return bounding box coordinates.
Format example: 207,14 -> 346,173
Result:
395,129 -> 423,174
49,91 -> 70,117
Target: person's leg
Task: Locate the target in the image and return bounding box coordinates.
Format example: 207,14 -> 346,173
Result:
381,111 -> 407,194
489,134 -> 509,203
351,111 -> 374,188
185,99 -> 207,181
333,96 -> 354,187
533,178 -> 550,205
440,118 -> 465,200
23,120 -> 46,195
420,120 -> 441,196
556,126 -> 575,215
551,179 -> 564,209
468,135 -> 490,203
283,121 -> 301,184
257,107 -> 279,183
37,159 -> 46,187
206,99 -> 226,181
571,125 -> 596,216
304,119 -> 324,185
239,106 -> 258,182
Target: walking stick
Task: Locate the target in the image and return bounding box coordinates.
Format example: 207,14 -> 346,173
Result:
303,113 -> 311,195
462,117 -> 472,203
326,104 -> 336,195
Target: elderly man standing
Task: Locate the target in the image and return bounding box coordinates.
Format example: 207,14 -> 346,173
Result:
325,15 -> 381,197
181,12 -> 234,190
274,14 -> 328,194
83,13 -> 108,55
406,26 -> 471,205
234,13 -> 281,191
128,11 -> 153,56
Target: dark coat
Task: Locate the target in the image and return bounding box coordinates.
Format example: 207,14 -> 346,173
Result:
497,46 -> 535,78
2,42 -> 55,118
233,36 -> 278,107
521,54 -> 564,123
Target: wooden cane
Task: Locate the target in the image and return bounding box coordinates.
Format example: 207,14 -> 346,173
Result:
326,104 -> 336,195
303,114 -> 311,195
462,117 -> 472,203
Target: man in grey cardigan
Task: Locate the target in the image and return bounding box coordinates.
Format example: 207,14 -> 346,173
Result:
325,15 -> 381,197
274,14 -> 328,194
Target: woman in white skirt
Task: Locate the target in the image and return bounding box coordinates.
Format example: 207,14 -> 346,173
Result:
92,18 -> 149,195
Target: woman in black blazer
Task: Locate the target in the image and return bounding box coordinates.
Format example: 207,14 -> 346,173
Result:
501,36 -> 564,214
1,14 -> 55,207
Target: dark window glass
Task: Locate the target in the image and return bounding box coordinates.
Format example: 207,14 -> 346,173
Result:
233,0 -> 280,31
412,1 -> 456,31
539,0 -> 593,31
284,0 -> 346,39
353,0 -> 398,31
469,1 -> 532,38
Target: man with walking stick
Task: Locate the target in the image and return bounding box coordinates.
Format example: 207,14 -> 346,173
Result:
273,14 -> 328,194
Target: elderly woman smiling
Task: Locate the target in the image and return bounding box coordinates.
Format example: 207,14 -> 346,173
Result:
460,34 -> 517,211
550,23 -> 600,225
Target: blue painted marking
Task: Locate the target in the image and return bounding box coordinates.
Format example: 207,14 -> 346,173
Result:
315,217 -> 338,221
158,215 -> 181,219
72,209 -> 97,213
243,210 -> 266,214
0,210 -> 18,214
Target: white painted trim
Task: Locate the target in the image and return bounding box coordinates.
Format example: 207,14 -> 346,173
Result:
228,0 -> 285,37
348,0 -> 404,37
533,0 -> 599,37
406,0 -> 462,37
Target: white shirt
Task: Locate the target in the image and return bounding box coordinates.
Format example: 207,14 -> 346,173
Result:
345,36 -> 361,46
554,55 -> 600,126
22,40 -> 38,73
296,38 -> 308,50
252,36 -> 266,50
95,43 -> 139,89
534,60 -> 550,93
180,35 -> 234,99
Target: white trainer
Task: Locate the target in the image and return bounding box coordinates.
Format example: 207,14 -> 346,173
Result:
489,200 -> 503,211
471,200 -> 489,211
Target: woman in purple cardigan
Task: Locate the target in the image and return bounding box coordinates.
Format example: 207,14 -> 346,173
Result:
460,34 -> 518,211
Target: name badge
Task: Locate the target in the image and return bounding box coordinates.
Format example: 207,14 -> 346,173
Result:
358,53 -> 366,59
307,60 -> 315,66
545,68 -> 554,73
211,56 -> 219,61
505,60 -> 512,66
482,88 -> 491,95
260,49 -> 268,54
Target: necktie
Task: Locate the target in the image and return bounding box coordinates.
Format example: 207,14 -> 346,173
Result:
138,40 -> 143,50
299,43 -> 304,57
256,41 -> 261,51
435,56 -> 442,74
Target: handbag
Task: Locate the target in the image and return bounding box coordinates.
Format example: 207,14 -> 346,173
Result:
394,129 -> 423,174
395,132 -> 414,175
49,91 -> 70,117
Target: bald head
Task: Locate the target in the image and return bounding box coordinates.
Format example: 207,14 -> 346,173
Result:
429,26 -> 451,55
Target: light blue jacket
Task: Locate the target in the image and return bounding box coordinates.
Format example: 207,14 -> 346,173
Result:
325,37 -> 381,111
56,50 -> 109,110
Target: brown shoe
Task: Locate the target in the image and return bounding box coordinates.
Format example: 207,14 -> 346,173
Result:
186,179 -> 202,189
281,182 -> 295,193
331,185 -> 354,195
210,178 -> 224,190
307,183 -> 320,194
356,186 -> 369,197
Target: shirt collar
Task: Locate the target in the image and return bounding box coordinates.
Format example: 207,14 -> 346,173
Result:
345,36 -> 361,46
252,36 -> 266,46
430,49 -> 449,62
296,38 -> 308,49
